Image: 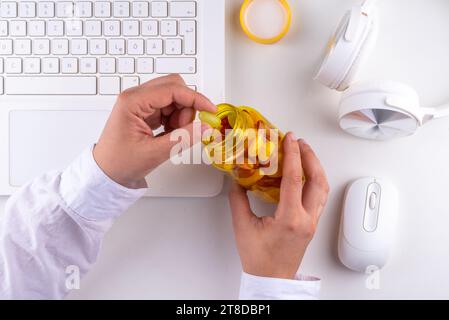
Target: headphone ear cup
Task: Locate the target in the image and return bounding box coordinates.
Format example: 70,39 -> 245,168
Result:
337,19 -> 378,91
339,81 -> 421,140
315,7 -> 378,91
342,80 -> 420,102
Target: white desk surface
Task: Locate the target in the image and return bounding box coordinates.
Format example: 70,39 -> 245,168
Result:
1,0 -> 449,299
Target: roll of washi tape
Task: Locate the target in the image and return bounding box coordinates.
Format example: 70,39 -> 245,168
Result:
240,0 -> 292,44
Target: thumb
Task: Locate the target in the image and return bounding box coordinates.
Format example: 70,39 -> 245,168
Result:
149,122 -> 195,166
228,182 -> 258,231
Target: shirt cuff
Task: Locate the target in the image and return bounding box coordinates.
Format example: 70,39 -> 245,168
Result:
59,146 -> 147,221
239,272 -> 321,300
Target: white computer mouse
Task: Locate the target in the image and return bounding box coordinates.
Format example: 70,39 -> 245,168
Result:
338,177 -> 399,272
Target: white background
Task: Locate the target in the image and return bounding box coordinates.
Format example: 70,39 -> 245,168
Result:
2,0 -> 449,299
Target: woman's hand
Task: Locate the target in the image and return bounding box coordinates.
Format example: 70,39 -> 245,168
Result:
94,74 -> 217,189
229,133 -> 330,279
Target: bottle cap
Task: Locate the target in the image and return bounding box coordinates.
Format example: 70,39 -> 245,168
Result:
240,0 -> 292,44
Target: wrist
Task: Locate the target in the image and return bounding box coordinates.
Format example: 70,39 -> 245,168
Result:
93,145 -> 147,189
59,147 -> 147,220
243,267 -> 297,280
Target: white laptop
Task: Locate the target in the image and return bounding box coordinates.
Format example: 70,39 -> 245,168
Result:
0,0 -> 225,196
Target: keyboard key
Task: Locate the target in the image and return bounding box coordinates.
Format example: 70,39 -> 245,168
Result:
80,57 -> 97,74
161,20 -> 177,36
19,2 -> 36,18
136,58 -> 154,74
123,20 -> 139,36
51,39 -> 69,55
47,20 -> 64,36
170,2 -> 196,18
122,76 -> 139,90
141,20 -> 158,36
146,39 -> 163,55
5,76 -> 97,95
5,58 -> 22,73
151,2 -> 168,18
104,20 -> 120,36
61,58 -> 78,74
0,0 -> 200,97
10,20 -> 26,37
66,20 -> 83,36
99,57 -> 116,73
23,58 -> 40,74
90,39 -> 106,55
113,2 -> 130,18
0,77 -> 3,94
85,20 -> 102,36
38,2 -> 55,18
99,76 -> 120,95
0,2 -> 18,18
94,1 -> 111,18
71,39 -> 88,55
128,39 -> 144,55
180,20 -> 196,55
42,57 -> 59,74
14,39 -> 31,55
0,21 -> 8,36
33,39 -> 50,55
0,39 -> 13,55
56,2 -> 74,18
108,39 -> 125,55
28,20 -> 45,36
118,58 -> 135,74
75,2 -> 92,18
132,2 -> 149,18
155,57 -> 196,74
165,39 -> 182,55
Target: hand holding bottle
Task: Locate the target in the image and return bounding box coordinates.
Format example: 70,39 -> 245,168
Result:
93,75 -> 216,189
229,134 -> 329,279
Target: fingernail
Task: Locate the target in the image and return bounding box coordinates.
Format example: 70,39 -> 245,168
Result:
298,138 -> 306,145
289,132 -> 297,141
204,97 -> 217,111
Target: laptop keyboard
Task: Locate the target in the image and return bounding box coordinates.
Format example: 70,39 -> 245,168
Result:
0,1 -> 198,95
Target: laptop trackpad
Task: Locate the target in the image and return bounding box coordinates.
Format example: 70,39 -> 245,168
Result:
9,110 -> 110,187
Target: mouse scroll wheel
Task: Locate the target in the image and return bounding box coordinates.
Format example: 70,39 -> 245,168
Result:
369,192 -> 377,209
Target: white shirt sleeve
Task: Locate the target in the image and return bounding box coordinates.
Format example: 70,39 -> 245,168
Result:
0,147 -> 146,299
239,272 -> 321,300
0,146 -> 321,300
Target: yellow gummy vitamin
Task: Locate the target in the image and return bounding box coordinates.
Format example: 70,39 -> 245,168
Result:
201,103 -> 292,203
199,111 -> 222,129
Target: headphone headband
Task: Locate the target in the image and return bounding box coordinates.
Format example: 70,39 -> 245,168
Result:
316,0 -> 449,140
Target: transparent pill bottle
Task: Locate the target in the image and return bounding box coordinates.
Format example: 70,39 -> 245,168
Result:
200,103 -> 287,203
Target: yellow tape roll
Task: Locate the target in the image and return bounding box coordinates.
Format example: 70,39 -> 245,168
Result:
240,0 -> 292,45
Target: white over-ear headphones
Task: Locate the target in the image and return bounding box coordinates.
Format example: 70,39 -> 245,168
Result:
315,0 -> 449,141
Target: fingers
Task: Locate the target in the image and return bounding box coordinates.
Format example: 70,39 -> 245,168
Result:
148,122 -> 194,166
278,133 -> 304,216
120,75 -> 216,119
145,109 -> 162,130
141,74 -> 186,87
299,140 -> 329,219
165,108 -> 197,131
228,182 -> 257,231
